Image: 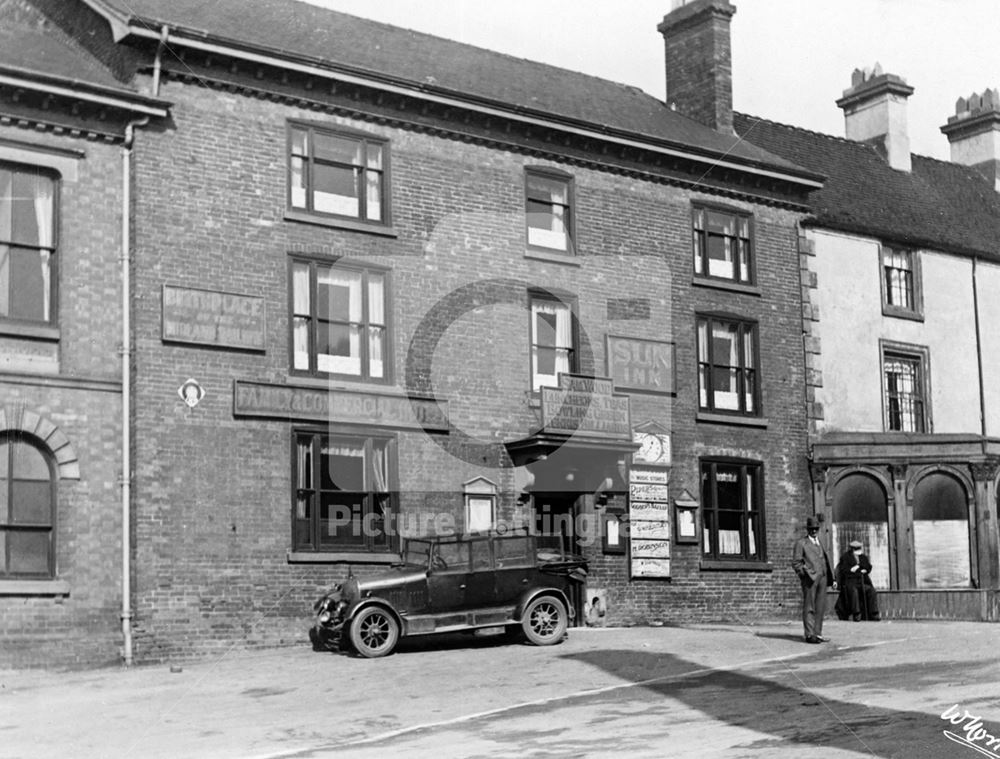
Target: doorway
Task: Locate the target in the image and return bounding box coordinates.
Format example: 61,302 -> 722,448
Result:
533,493 -> 584,625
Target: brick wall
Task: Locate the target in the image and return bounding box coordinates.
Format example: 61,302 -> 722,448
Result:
123,76 -> 810,662
0,125 -> 124,669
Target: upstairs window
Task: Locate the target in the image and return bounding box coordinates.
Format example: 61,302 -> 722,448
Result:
291,258 -> 388,381
288,123 -> 388,224
693,206 -> 753,284
0,434 -> 56,579
526,169 -> 573,253
530,293 -> 576,391
0,164 -> 57,324
697,315 -> 759,416
881,246 -> 922,318
882,344 -> 928,432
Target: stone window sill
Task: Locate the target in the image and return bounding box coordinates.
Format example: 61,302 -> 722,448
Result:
0,579 -> 70,596
287,551 -> 400,565
283,209 -> 399,238
696,412 -> 768,428
693,278 -> 762,297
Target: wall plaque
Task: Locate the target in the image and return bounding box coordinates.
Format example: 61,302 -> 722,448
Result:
233,380 -> 449,432
541,374 -> 631,439
162,285 -> 266,351
606,336 -> 675,394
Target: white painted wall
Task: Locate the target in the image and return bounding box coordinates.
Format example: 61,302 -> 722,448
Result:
810,229 -> 982,434
976,262 -> 1000,436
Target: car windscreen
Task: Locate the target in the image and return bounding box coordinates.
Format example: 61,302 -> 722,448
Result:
402,540 -> 432,567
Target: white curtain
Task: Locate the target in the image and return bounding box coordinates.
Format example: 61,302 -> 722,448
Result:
318,269 -> 361,374
367,275 -> 385,378
532,300 -> 571,389
712,323 -> 739,410
292,263 -> 310,370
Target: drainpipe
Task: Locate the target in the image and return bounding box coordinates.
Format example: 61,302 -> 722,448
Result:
152,25 -> 169,96
973,257 -> 987,438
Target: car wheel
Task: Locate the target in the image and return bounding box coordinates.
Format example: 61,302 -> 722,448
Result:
350,606 -> 400,658
521,595 -> 567,646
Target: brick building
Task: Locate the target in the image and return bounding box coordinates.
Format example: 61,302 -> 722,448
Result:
737,69 -> 1000,619
0,0 -> 168,666
3,0 -> 826,665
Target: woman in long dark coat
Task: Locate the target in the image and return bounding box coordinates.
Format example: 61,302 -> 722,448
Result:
835,540 -> 880,621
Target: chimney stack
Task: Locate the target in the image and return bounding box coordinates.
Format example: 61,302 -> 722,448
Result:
836,64 -> 914,172
657,0 -> 736,134
940,89 -> 1000,191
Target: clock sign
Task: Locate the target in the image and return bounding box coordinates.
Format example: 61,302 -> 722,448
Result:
634,431 -> 670,466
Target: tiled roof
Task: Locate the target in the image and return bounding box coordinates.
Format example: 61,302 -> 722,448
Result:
0,13 -> 126,92
734,112 -> 1000,259
94,0 -> 809,176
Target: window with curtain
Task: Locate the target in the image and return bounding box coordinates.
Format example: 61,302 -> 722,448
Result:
288,123 -> 388,224
697,315 -> 758,415
526,168 -> 573,253
831,473 -> 890,589
692,206 -> 753,284
530,294 -> 575,391
0,163 -> 57,324
291,258 -> 388,381
912,473 -> 971,588
701,459 -> 764,562
0,433 -> 56,578
293,432 -> 395,553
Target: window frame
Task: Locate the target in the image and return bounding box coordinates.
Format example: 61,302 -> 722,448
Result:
524,166 -> 575,256
291,428 -> 397,555
288,256 -> 392,383
691,203 -> 755,285
0,161 -> 60,329
286,121 -> 391,227
700,457 -> 766,564
0,432 -> 57,580
528,290 -> 579,392
880,340 -> 931,433
696,313 -> 761,417
879,244 -> 923,320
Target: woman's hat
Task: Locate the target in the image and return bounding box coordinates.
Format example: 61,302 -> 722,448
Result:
849,540 -> 863,549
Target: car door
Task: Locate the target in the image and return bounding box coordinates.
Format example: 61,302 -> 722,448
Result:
493,534 -> 535,605
426,539 -> 470,614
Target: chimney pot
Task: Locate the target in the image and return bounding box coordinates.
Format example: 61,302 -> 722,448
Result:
941,87 -> 1000,191
836,63 -> 914,172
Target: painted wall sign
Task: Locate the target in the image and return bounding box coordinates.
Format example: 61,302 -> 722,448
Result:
541,374 -> 631,439
162,285 -> 266,351
631,558 -> 672,577
606,336 -> 675,394
629,483 -> 670,502
630,521 -> 672,540
631,539 -> 671,558
233,380 -> 449,432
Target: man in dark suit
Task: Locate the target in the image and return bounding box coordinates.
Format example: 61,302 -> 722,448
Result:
835,539 -> 880,621
791,516 -> 834,644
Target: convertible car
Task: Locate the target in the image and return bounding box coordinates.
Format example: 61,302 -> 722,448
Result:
311,531 -> 588,658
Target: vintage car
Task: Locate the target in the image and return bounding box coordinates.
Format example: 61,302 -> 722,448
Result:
311,531 -> 587,658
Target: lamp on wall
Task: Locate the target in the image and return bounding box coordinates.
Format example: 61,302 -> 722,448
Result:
594,476 -> 615,508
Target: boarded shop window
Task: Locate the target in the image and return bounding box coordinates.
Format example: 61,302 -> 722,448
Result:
700,459 -> 764,562
882,343 -> 928,432
692,205 -> 753,284
530,293 -> 576,391
0,164 -> 57,325
912,473 -> 971,589
525,168 -> 573,253
288,123 -> 388,224
290,258 -> 388,381
293,432 -> 395,553
697,316 -> 759,416
0,433 -> 56,578
831,473 -> 890,590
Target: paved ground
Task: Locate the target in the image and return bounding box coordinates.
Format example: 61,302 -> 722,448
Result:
3,618 -> 998,758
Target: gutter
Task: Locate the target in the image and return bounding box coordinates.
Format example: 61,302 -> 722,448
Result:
0,67 -> 170,117
118,24 -> 822,191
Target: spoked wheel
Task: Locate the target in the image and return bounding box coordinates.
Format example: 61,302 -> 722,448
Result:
350,606 -> 400,658
521,595 -> 567,646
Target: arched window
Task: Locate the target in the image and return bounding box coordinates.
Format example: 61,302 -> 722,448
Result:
831,473 -> 890,589
912,473 -> 971,588
0,433 -> 56,578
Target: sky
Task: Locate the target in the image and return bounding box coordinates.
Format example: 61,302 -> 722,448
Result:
303,0 -> 1000,161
